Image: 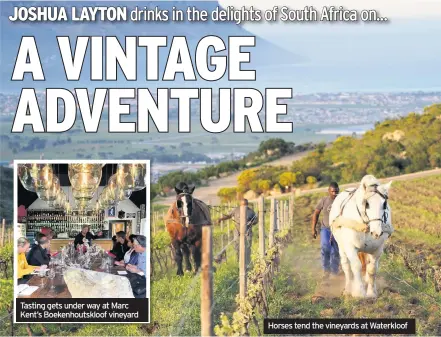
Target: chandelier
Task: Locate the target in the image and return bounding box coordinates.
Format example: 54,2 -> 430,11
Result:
68,164 -> 102,205
37,175 -> 60,207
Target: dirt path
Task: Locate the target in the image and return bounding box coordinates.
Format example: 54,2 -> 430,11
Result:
154,147 -> 441,206
154,151 -> 311,206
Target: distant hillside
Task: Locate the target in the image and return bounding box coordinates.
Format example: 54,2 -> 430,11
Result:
291,103 -> 441,184
230,104 -> 441,196
0,166 -> 13,223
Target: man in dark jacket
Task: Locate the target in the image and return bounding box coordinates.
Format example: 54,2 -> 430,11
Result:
74,225 -> 102,248
215,199 -> 258,261
27,235 -> 50,266
111,231 -> 130,261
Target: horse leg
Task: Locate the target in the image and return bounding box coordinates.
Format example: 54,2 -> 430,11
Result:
182,244 -> 192,272
346,248 -> 366,298
172,241 -> 184,276
192,241 -> 202,274
339,248 -> 352,296
366,252 -> 381,298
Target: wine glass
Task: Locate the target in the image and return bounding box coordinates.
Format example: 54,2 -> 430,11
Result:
47,268 -> 56,291
38,268 -> 46,287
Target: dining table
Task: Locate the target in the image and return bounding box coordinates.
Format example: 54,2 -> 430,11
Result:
18,256 -> 127,298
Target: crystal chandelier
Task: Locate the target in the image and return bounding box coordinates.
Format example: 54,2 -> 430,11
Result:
37,175 -> 60,207
116,163 -> 146,193
68,164 -> 102,205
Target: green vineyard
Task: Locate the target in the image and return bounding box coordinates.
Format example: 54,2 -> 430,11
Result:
1,175 -> 441,336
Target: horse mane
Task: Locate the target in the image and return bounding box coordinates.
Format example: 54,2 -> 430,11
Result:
164,202 -> 182,224
360,175 -> 380,189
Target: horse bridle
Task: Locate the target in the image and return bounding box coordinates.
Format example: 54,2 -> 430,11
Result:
340,185 -> 389,232
176,192 -> 193,220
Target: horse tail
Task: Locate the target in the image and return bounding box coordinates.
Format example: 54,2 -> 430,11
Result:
358,252 -> 367,274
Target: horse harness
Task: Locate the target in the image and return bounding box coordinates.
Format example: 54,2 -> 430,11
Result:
338,185 -> 389,230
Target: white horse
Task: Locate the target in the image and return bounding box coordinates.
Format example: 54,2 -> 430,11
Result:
329,175 -> 393,298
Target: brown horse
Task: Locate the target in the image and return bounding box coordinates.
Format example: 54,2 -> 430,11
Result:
164,184 -> 210,276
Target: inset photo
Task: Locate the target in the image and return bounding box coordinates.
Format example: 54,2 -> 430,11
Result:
14,161 -> 150,323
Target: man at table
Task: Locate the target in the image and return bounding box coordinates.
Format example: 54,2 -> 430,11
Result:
112,231 -> 130,261
27,235 -> 51,266
17,237 -> 45,282
126,235 -> 147,276
74,225 -> 102,249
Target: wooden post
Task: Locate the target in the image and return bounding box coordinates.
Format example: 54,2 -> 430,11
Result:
289,194 -> 295,227
279,201 -> 284,230
1,219 -> 5,246
269,199 -> 276,248
221,206 -> 224,249
201,224 -> 213,336
284,200 -> 289,230
258,196 -> 265,257
239,200 -> 247,299
278,202 -> 282,230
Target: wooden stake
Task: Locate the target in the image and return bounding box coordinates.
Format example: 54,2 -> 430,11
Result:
258,196 -> 265,257
201,224 -> 213,336
239,200 -> 247,299
1,219 -> 5,246
269,199 -> 276,248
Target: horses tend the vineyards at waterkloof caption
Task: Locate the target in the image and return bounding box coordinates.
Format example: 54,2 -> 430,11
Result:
329,175 -> 394,298
164,182 -> 212,276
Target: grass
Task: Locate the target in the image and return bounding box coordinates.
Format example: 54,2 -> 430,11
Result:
2,176 -> 441,336
263,186 -> 441,336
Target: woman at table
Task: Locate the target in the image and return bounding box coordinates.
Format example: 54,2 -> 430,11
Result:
27,235 -> 51,266
115,234 -> 138,267
17,237 -> 45,281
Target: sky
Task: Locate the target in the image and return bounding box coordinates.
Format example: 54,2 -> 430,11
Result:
1,0 -> 440,93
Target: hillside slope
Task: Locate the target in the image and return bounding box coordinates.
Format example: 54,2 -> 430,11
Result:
0,166 -> 13,223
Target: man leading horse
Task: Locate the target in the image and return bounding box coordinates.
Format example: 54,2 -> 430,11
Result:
311,182 -> 341,280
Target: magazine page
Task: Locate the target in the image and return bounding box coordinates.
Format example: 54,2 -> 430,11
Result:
0,0 -> 440,336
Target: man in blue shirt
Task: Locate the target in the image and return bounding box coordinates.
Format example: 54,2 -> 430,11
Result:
126,235 -> 146,276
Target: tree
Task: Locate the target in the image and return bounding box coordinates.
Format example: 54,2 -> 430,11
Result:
258,138 -> 294,156
306,176 -> 317,185
237,169 -> 257,191
279,172 -> 296,188
258,180 -> 272,194
217,187 -> 238,203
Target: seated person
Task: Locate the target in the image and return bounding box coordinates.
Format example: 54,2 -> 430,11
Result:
126,235 -> 147,276
17,237 -> 45,280
27,235 -> 51,266
115,234 -> 138,266
40,227 -> 55,255
111,231 -> 129,261
74,225 -> 102,249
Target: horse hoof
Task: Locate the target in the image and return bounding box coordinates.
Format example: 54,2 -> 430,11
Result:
352,292 -> 366,298
177,270 -> 184,276
366,291 -> 377,298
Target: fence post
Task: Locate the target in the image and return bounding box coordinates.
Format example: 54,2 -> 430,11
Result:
258,196 -> 265,257
239,200 -> 247,299
1,219 -> 5,246
278,201 -> 282,230
269,199 -> 276,248
221,207 -> 224,250
289,194 -> 294,227
201,223 -> 213,336
284,200 -> 289,230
